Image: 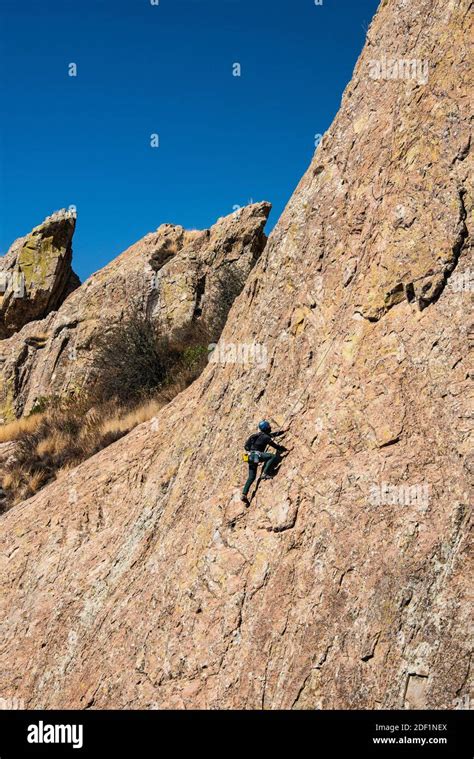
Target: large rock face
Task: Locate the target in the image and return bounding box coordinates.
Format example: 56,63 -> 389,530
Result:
0,0 -> 471,709
0,210 -> 79,340
0,202 -> 270,420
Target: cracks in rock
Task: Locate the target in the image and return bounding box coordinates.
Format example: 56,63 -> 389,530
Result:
254,386 -> 266,404
291,642 -> 334,708
261,639 -> 275,709
316,642 -> 333,669
452,134 -> 470,164
13,343 -> 30,403
416,186 -> 469,310
51,334 -> 70,375
226,588 -> 247,646
53,320 -> 79,338
361,630 -> 381,662
83,682 -> 101,710
337,565 -> 354,592
291,667 -> 313,708
378,435 -> 401,449
247,568 -> 270,600
358,186 -> 470,323
192,274 -> 207,320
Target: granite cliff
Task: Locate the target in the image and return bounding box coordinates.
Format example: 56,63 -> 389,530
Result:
0,0 -> 471,710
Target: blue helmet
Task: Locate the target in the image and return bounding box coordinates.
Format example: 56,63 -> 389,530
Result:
258,420 -> 271,433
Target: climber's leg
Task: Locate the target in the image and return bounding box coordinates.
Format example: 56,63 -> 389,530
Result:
261,452 -> 278,477
242,462 -> 258,497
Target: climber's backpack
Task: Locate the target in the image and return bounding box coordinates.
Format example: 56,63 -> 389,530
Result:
243,433 -> 262,463
244,433 -> 260,452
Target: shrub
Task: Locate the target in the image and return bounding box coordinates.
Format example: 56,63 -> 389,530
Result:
90,311 -> 211,405
30,396 -> 51,415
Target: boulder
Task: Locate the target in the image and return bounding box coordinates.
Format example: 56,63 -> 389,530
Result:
0,209 -> 79,339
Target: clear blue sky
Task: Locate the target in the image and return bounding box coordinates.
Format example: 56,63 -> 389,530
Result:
0,0 -> 379,281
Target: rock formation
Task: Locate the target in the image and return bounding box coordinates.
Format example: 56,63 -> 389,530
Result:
0,209 -> 79,340
0,0 -> 471,710
0,202 -> 270,420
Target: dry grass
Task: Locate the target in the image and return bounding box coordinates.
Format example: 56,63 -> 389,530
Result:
0,384 -> 194,510
23,470 -> 48,500
98,398 -> 165,438
36,428 -> 73,456
2,470 -> 21,492
0,414 -> 43,443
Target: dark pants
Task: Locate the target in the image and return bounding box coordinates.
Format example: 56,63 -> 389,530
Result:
242,452 -> 278,496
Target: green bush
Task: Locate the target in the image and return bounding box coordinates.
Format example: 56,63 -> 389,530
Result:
30,396 -> 51,415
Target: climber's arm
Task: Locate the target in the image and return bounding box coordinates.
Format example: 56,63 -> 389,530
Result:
265,433 -> 287,452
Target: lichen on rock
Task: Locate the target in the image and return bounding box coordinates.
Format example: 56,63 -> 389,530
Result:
0,209 -> 79,339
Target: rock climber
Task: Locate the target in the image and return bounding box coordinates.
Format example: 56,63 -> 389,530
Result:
241,420 -> 288,504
